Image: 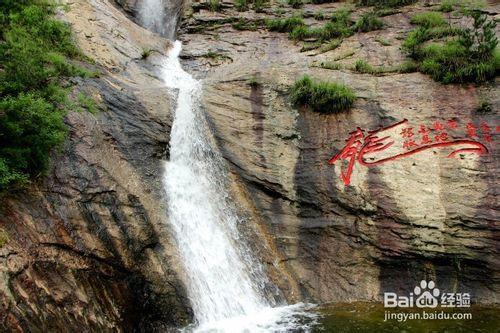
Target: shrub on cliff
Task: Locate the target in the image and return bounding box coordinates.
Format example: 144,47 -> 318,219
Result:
291,75 -> 356,113
357,0 -> 417,7
235,0 -> 248,11
288,0 -> 303,9
354,11 -> 384,32
410,11 -> 446,28
0,1 -> 92,193
288,9 -> 354,41
404,10 -> 499,83
266,16 -> 305,32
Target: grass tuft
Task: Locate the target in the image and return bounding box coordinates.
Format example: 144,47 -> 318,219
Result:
375,37 -> 391,45
141,48 -> 153,59
356,0 -> 417,8
288,0 -> 303,9
291,75 -> 356,113
266,16 -> 305,32
235,0 -> 248,11
208,0 -> 221,12
317,61 -> 343,70
410,11 -> 447,28
355,11 -> 384,32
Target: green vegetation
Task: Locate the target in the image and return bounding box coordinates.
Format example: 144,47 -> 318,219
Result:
314,10 -> 325,20
232,18 -> 263,31
318,39 -> 342,53
317,61 -> 342,70
204,51 -> 230,61
76,92 -> 98,114
300,39 -> 341,54
291,75 -> 356,113
396,60 -> 419,73
0,228 -> 8,247
375,36 -> 391,45
208,0 -> 221,11
357,0 -> 417,8
476,98 -> 492,113
333,49 -> 356,61
289,9 -> 354,41
410,11 -> 446,28
353,59 -> 416,74
301,41 -> 323,52
266,16 -> 305,32
266,9 -> 354,43
311,0 -> 338,3
354,59 -> 376,73
403,10 -> 499,83
141,47 -> 153,59
234,0 -> 266,12
403,25 -> 460,56
248,75 -> 261,87
253,0 -> 265,12
375,8 -> 400,16
331,8 -> 352,25
288,0 -> 303,9
439,0 -> 455,12
292,21 -> 352,41
0,0 -> 94,193
235,0 -> 248,11
354,11 -> 384,32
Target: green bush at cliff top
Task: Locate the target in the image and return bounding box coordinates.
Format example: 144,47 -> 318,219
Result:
403,10 -> 498,83
0,0 -> 90,193
291,75 -> 356,113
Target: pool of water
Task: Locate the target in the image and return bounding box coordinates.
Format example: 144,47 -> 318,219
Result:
313,302 -> 499,333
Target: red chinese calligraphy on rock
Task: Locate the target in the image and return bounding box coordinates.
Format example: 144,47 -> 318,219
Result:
328,119 -> 489,186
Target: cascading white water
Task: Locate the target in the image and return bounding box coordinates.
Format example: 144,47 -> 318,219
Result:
139,0 -> 178,39
162,40 -> 270,324
139,0 -> 317,330
161,42 -> 316,332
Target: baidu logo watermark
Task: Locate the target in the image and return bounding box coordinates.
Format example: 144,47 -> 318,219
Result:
383,280 -> 472,322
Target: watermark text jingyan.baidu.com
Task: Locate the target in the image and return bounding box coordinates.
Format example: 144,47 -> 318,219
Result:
383,280 -> 472,322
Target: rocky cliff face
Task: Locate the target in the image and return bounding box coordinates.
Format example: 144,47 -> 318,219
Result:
0,0 -> 498,332
0,1 -> 191,332
177,0 -> 499,304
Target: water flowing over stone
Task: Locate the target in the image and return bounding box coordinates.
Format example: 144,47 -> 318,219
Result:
160,40 -> 315,332
138,0 -> 180,39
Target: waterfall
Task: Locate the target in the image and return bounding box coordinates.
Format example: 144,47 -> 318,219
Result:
161,41 -> 315,332
162,40 -> 273,325
139,1 -> 316,331
139,0 -> 179,39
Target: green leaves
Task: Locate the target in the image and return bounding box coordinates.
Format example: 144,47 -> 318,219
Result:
403,10 -> 498,83
0,1 -> 89,192
0,94 -> 67,190
291,75 -> 356,113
